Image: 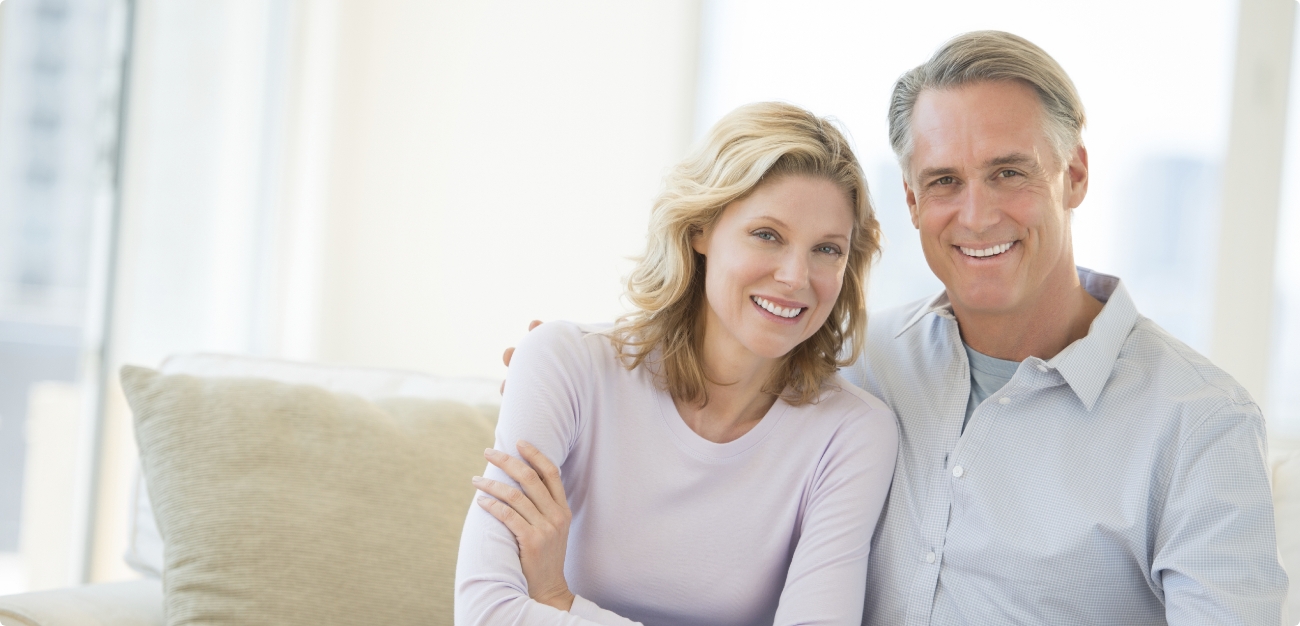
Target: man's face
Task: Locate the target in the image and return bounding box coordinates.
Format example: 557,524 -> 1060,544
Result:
904,80 -> 1088,318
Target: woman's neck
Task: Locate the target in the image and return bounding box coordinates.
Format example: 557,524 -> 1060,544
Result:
672,313 -> 780,444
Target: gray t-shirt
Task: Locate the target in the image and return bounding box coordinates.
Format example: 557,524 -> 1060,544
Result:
962,343 -> 1019,432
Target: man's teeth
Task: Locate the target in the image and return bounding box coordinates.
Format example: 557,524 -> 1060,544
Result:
959,242 -> 1013,258
752,296 -> 803,318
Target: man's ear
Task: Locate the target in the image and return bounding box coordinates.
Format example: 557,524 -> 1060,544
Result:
1064,145 -> 1089,210
903,176 -> 920,229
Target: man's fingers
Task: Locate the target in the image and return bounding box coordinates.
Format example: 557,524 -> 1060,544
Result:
484,448 -> 560,517
518,440 -> 568,509
501,322 -> 541,379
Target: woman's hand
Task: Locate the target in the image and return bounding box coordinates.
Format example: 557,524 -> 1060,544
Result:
474,440 -> 575,611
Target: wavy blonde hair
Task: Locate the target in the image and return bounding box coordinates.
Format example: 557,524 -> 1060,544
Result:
611,102 -> 881,407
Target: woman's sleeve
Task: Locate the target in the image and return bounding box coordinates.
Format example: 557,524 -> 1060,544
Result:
772,402 -> 899,626
453,322 -> 641,626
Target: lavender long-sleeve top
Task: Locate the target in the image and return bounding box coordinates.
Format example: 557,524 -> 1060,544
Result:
454,322 -> 898,626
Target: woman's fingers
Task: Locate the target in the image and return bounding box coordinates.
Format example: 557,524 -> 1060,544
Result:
473,475 -> 543,525
476,494 -> 531,537
483,448 -> 561,518
517,441 -> 569,511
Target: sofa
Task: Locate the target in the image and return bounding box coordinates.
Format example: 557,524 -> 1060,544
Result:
0,353 -> 1297,625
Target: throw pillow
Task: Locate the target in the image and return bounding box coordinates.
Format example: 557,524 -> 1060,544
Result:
121,365 -> 494,625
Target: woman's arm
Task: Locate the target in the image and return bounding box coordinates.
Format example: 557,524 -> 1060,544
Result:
473,440 -> 575,610
454,322 -> 640,626
773,403 -> 899,625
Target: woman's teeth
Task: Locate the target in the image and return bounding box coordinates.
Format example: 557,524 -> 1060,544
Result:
959,242 -> 1013,258
752,296 -> 804,318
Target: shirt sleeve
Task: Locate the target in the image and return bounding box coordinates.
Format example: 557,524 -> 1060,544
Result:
1153,401 -> 1289,626
453,322 -> 641,626
772,401 -> 900,626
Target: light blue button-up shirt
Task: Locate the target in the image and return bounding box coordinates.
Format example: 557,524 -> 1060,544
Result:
844,268 -> 1288,625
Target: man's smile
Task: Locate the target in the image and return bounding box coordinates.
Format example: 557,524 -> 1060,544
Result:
956,241 -> 1016,259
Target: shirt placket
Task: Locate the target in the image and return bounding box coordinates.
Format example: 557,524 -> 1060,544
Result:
926,350 -> 1062,626
904,310 -> 967,626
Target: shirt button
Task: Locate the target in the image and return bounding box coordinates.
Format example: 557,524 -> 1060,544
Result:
952,465 -> 964,478
1037,364 -> 1048,372
998,396 -> 1011,405
926,551 -> 936,563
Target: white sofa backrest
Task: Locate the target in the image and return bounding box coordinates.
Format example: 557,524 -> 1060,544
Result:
1270,434 -> 1300,625
124,353 -> 502,579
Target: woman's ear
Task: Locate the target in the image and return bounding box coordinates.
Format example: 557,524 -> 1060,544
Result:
690,226 -> 709,256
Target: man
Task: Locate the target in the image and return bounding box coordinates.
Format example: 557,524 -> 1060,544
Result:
504,30 -> 1288,625
843,31 -> 1287,624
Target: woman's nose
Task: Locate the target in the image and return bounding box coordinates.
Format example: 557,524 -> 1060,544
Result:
774,251 -> 810,290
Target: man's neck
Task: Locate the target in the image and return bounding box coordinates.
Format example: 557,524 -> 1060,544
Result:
953,268 -> 1105,362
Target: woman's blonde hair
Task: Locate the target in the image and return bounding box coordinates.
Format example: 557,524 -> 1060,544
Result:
611,102 -> 881,406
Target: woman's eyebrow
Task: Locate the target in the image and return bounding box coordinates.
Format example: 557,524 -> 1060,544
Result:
750,215 -> 849,243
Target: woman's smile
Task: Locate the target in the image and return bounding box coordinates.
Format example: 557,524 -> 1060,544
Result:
750,295 -> 806,322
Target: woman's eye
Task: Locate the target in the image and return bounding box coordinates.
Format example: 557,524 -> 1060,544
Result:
817,245 -> 843,256
754,230 -> 777,241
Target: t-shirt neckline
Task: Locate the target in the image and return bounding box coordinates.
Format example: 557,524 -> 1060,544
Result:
654,387 -> 790,461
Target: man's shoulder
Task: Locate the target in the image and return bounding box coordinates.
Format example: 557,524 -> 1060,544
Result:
866,296 -> 938,341
842,296 -> 945,397
1117,315 -> 1259,415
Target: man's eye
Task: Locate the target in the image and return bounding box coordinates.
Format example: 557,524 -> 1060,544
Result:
935,176 -> 955,185
999,170 -> 1019,178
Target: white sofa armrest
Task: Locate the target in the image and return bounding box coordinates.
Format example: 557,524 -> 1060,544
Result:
0,580 -> 162,626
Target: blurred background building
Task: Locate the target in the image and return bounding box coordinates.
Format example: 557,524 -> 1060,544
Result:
0,0 -> 1296,595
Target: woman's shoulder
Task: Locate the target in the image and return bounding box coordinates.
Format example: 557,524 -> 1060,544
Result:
514,320 -> 623,373
794,374 -> 898,435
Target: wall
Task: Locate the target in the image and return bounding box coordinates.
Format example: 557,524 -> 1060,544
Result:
93,0 -> 702,580
316,1 -> 701,378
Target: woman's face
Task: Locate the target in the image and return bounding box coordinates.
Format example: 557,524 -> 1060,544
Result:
692,174 -> 855,363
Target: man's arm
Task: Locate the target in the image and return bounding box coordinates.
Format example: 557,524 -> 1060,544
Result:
1153,401 -> 1288,625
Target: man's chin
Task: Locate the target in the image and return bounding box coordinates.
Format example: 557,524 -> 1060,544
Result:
947,288 -> 1025,320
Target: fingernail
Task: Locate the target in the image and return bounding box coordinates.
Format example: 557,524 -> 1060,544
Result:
477,495 -> 492,504
517,440 -> 534,451
484,448 -> 497,458
471,476 -> 484,484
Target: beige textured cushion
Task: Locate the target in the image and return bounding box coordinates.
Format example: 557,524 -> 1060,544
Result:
121,365 -> 494,625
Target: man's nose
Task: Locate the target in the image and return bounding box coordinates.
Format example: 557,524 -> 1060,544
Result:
957,181 -> 1000,233
774,250 -> 810,290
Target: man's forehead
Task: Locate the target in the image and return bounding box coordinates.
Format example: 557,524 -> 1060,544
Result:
909,82 -> 1052,168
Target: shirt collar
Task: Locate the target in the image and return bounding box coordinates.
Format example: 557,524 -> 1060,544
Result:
892,267 -> 1138,411
895,290 -> 954,337
1047,268 -> 1137,410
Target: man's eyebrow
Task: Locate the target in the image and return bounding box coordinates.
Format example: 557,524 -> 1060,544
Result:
916,166 -> 958,181
985,153 -> 1041,171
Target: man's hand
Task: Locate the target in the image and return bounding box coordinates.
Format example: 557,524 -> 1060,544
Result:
474,440 -> 574,611
500,320 -> 543,394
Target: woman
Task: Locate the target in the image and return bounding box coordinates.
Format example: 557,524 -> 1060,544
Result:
455,102 -> 898,625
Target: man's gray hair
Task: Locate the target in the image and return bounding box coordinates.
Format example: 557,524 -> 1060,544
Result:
888,31 -> 1086,175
